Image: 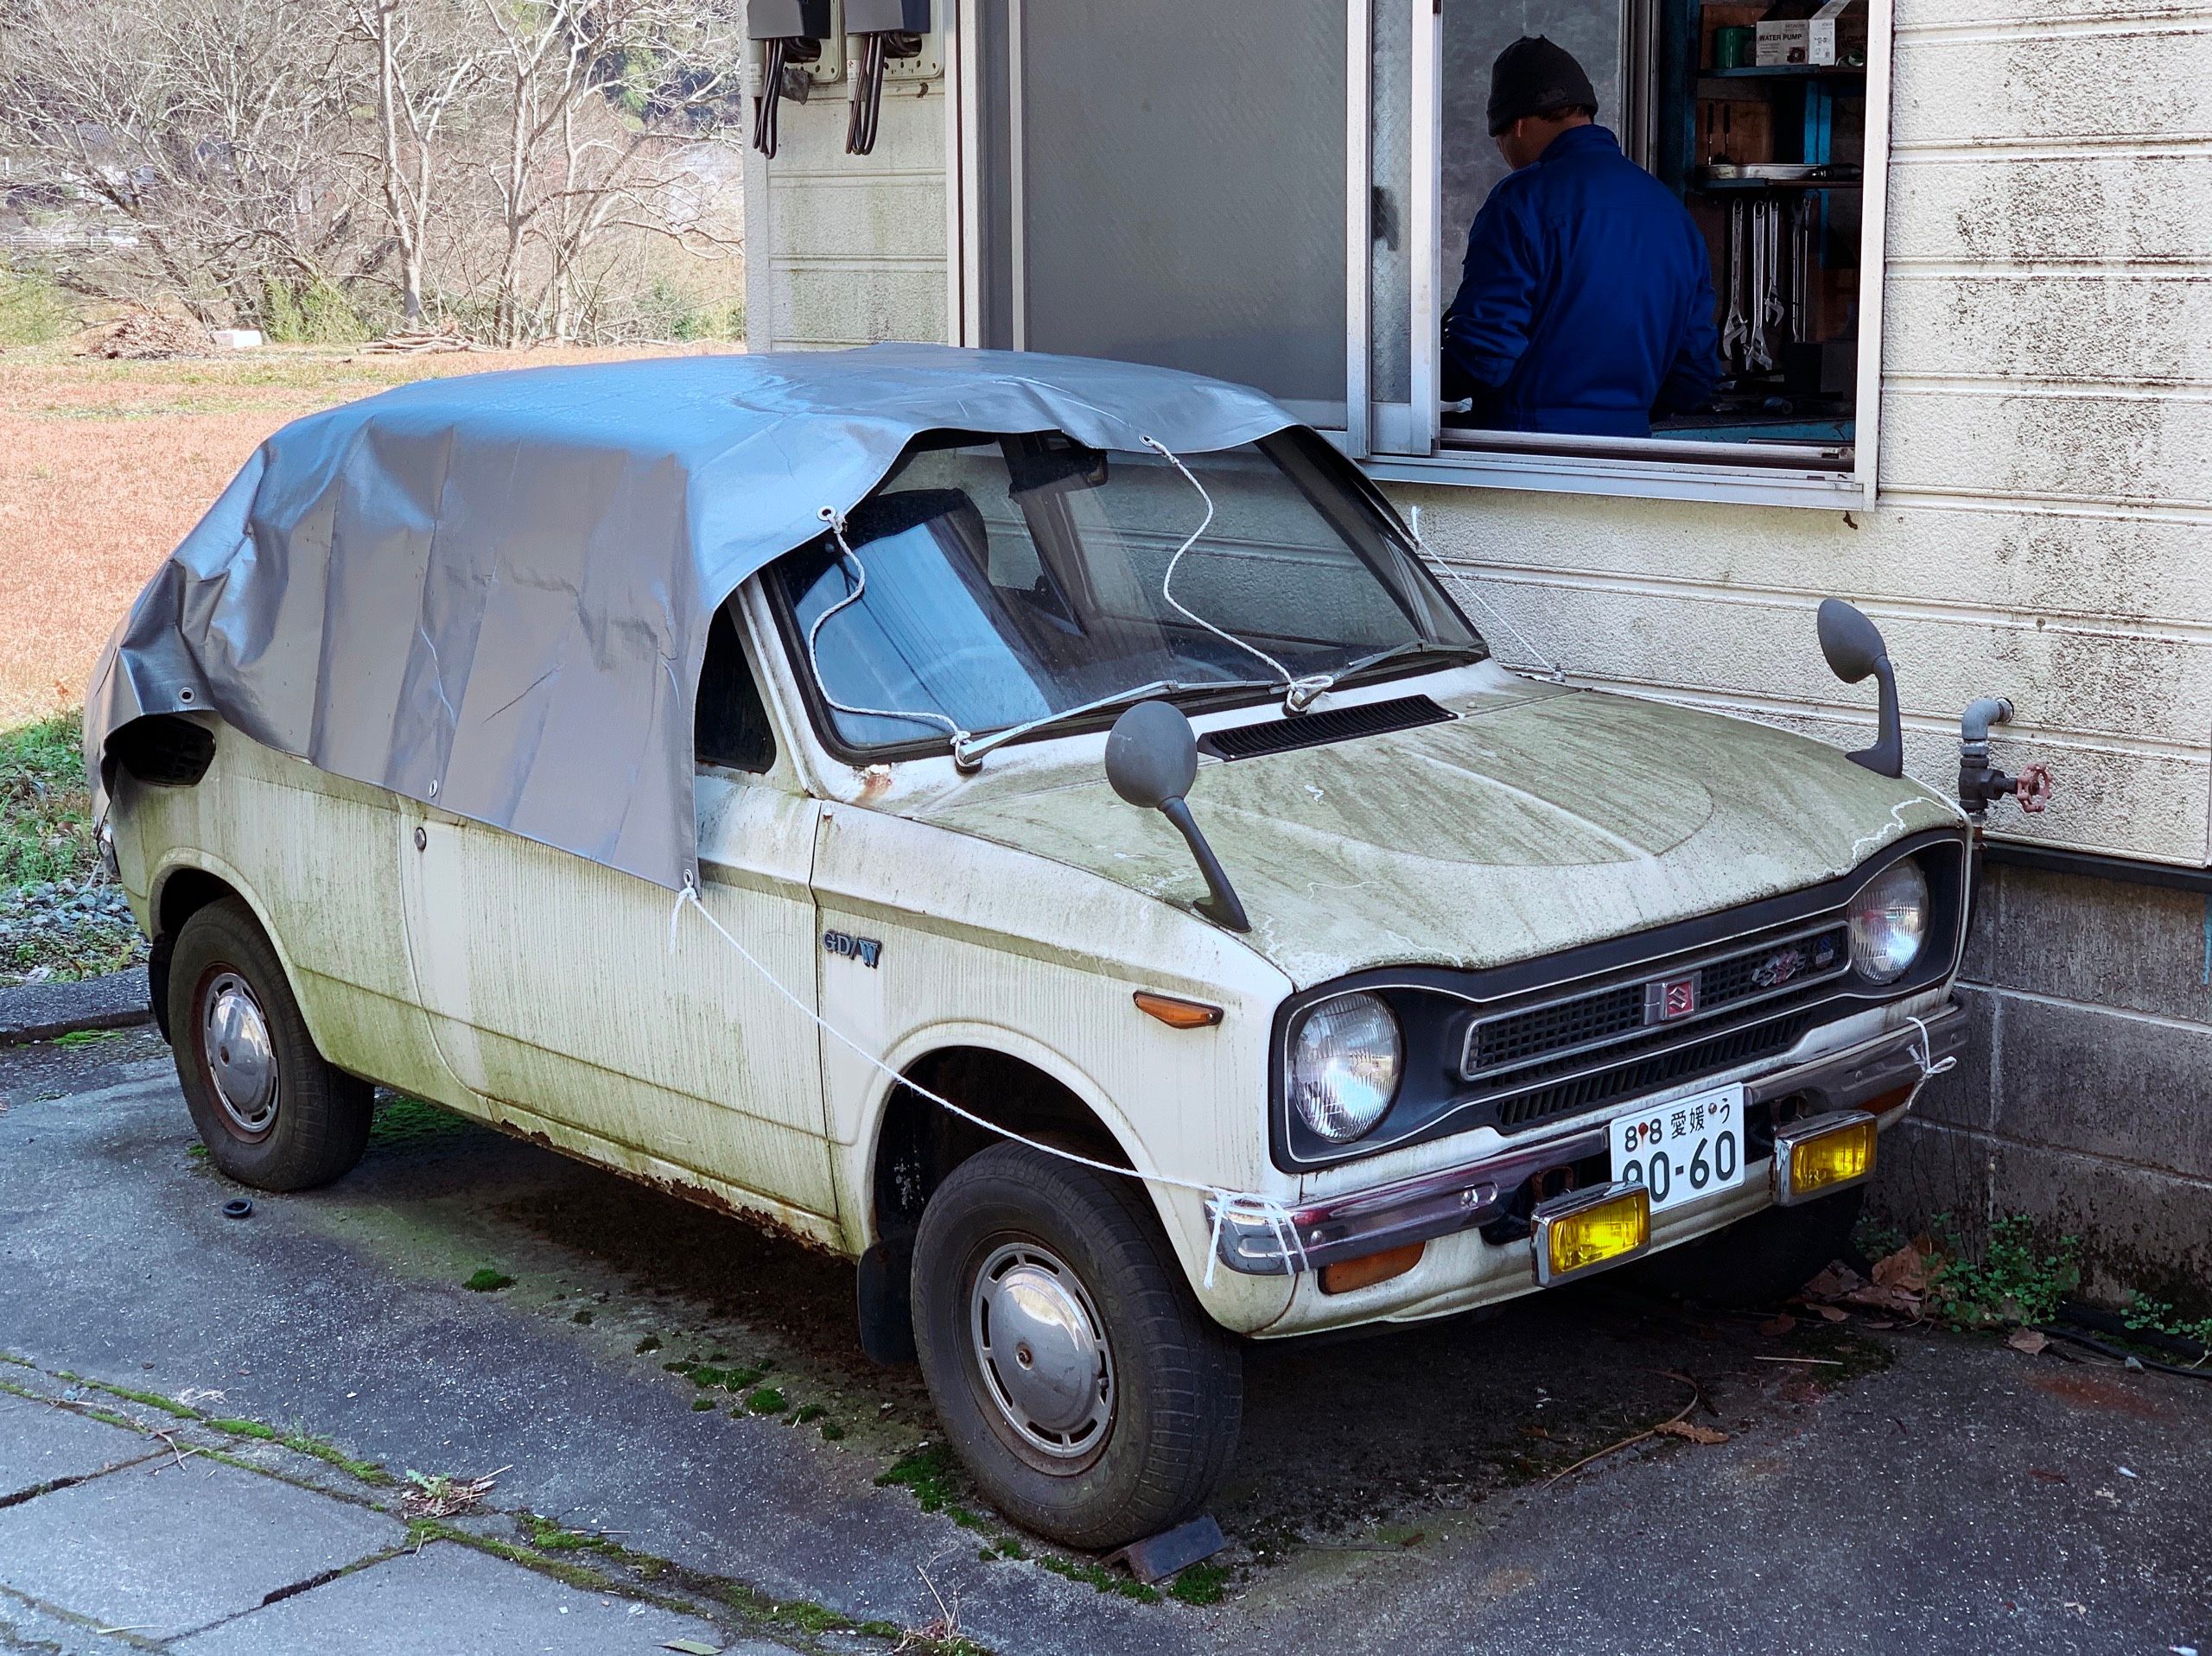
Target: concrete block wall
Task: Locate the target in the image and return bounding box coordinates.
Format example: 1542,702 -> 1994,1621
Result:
1877,862 -> 2212,1304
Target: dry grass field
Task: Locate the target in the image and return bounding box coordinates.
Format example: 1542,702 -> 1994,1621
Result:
0,339 -> 740,729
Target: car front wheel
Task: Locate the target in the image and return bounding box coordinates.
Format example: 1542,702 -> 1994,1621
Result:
168,897 -> 373,1192
910,1143 -> 1242,1550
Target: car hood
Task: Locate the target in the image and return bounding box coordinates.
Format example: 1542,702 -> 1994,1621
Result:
910,671 -> 1963,989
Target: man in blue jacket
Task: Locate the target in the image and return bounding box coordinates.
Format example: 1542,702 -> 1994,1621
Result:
1443,37 -> 1719,438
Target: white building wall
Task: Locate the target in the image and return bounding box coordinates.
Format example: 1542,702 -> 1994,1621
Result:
747,3 -> 2212,866
1405,2 -> 2212,868
743,82 -> 950,351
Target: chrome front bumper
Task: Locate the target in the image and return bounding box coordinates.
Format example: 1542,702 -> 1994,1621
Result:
1211,999 -> 1967,1277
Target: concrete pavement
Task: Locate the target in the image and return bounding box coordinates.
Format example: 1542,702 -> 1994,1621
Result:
0,1385 -> 753,1655
3,1026 -> 2207,1655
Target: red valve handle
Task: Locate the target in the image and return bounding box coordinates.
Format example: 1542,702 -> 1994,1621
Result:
2013,763 -> 2053,814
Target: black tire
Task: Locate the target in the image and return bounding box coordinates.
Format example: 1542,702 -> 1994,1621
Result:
1634,1185 -> 1866,1308
168,897 -> 372,1193
910,1143 -> 1242,1550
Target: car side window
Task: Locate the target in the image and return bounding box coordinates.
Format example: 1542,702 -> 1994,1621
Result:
695,603 -> 777,774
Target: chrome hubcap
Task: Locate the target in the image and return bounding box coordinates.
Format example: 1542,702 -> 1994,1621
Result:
202,971 -> 278,1136
969,1241 -> 1113,1461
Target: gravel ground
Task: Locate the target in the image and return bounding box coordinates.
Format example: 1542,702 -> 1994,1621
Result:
0,872 -> 143,985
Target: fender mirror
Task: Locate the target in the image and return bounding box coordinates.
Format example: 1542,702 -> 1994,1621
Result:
1105,701 -> 1250,932
1816,599 -> 1904,779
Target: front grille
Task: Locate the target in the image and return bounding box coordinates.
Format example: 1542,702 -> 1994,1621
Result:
1471,982 -> 1645,1072
1494,1010 -> 1820,1130
1200,695 -> 1453,761
1466,923 -> 1848,1088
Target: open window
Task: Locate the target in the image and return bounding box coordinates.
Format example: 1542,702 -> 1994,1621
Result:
1395,0 -> 1884,504
955,0 -> 1891,509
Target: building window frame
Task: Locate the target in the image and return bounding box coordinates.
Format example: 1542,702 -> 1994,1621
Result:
947,0 -> 1894,512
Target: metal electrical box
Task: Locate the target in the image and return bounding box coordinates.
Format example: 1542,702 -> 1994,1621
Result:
843,0 -> 941,80
747,0 -> 831,37
745,0 -> 842,88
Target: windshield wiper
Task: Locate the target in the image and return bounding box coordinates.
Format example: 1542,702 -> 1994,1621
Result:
1290,640 -> 1489,706
1338,639 -> 1489,682
950,676 -> 1280,768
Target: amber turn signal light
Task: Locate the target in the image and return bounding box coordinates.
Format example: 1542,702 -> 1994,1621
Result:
1133,991 -> 1224,1030
1319,1240 -> 1425,1295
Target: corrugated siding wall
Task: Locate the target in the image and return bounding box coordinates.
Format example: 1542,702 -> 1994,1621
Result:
1408,1 -> 2212,866
742,85 -> 949,352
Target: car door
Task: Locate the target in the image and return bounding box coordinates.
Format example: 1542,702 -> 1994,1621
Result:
397,605 -> 838,1225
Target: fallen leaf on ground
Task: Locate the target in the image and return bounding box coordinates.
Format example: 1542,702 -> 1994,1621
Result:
1871,1243 -> 1929,1296
2006,1329 -> 2050,1356
1814,1304 -> 1849,1323
1802,1264 -> 1863,1301
662,1642 -> 721,1656
1653,1419 -> 1730,1445
2028,1468 -> 2067,1483
1758,1313 -> 1796,1337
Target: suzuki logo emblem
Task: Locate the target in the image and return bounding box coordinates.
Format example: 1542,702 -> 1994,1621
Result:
1643,974 -> 1699,1024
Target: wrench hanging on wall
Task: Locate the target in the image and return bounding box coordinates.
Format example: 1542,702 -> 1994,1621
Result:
1720,197 -> 1750,370
1745,197 -> 1775,373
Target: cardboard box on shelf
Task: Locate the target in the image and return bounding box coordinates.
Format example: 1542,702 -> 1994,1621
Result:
1754,0 -> 1864,67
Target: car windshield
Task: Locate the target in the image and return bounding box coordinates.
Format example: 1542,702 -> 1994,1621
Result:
768,428 -> 1485,758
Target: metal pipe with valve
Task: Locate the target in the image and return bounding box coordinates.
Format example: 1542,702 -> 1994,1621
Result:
1957,696 -> 2053,822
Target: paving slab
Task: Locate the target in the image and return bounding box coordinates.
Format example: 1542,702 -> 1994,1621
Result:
0,1392 -> 154,1501
171,1541 -> 741,1656
0,1591 -> 146,1656
0,1456 -> 402,1641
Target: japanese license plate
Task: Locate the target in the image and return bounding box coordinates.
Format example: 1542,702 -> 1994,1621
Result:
1611,1083 -> 1746,1214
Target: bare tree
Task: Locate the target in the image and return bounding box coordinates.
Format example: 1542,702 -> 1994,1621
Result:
346,0 -> 482,323
470,0 -> 742,344
0,0 -> 370,325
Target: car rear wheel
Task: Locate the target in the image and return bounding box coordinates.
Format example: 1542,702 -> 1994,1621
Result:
910,1143 -> 1242,1550
1635,1185 -> 1866,1307
168,897 -> 372,1192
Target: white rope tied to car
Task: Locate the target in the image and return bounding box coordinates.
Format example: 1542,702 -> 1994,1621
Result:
1408,504 -> 1566,683
806,507 -> 978,755
666,881 -> 1309,1285
1141,435 -> 1332,711
1900,1012 -> 1959,1114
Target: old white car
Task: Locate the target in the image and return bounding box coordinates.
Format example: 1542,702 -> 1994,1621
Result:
90,347 -> 1976,1549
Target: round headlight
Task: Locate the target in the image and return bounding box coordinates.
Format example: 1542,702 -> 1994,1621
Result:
1287,993 -> 1402,1143
1848,859 -> 1929,983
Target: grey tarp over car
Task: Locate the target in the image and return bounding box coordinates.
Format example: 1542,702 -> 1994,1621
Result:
84,345 -> 1300,891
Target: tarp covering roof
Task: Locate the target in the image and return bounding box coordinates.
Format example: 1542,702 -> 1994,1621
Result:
85,344 -> 1299,891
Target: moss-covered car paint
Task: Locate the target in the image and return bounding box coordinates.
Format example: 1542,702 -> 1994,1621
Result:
111,584 -> 1966,1341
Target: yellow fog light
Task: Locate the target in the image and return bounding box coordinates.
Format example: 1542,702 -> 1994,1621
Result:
1532,1182 -> 1650,1286
1773,1111 -> 1878,1206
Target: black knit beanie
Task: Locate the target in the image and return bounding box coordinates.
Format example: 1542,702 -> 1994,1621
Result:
1487,36 -> 1599,135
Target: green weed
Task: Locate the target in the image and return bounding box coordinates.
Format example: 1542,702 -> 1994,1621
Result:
463,1269 -> 514,1293
54,1027 -> 125,1048
1932,1215 -> 2080,1328
0,715 -> 92,890
1167,1561 -> 1229,1606
2122,1293 -> 2212,1354
0,266 -> 74,347
743,1386 -> 785,1414
1039,1554 -> 1159,1603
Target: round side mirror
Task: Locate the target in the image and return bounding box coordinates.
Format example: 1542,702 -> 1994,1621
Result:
1104,700 -> 1198,810
1816,598 -> 1889,685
